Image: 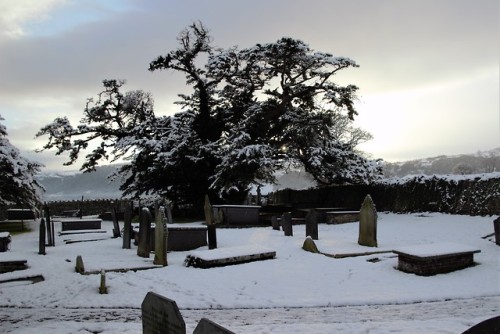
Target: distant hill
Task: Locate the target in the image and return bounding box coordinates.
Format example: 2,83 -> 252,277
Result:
36,164 -> 122,201
36,148 -> 500,200
383,148 -> 500,177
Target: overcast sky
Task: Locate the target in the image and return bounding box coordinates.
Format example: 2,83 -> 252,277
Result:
0,0 -> 498,171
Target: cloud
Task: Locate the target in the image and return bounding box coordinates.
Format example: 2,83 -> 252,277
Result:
0,0 -> 68,39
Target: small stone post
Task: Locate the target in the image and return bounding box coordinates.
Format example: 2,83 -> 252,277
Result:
99,269 -> 108,294
358,194 -> 378,247
75,255 -> 85,274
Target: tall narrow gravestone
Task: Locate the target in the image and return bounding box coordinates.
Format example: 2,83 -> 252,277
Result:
305,209 -> 319,240
142,292 -> 186,334
122,203 -> 132,249
154,206 -> 168,266
204,195 -> 217,249
138,208 -> 152,258
282,212 -> 293,236
358,194 -> 378,247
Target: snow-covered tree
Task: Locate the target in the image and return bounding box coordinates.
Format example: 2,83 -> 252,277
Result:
0,115 -> 43,206
37,22 -> 382,213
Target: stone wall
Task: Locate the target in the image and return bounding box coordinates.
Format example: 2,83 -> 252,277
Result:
269,174 -> 500,216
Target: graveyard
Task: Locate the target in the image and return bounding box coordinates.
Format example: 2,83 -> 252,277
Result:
0,208 -> 498,333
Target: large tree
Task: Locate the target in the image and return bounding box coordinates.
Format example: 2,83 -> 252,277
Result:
37,23 -> 382,213
0,115 -> 43,207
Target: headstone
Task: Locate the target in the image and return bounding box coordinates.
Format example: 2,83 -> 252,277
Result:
462,315 -> 500,333
302,236 -> 320,253
204,195 -> 217,249
39,217 -> 46,255
122,202 -> 132,249
153,205 -> 168,266
99,269 -> 108,294
358,194 -> 378,247
305,209 -> 319,240
282,212 -> 293,236
271,216 -> 280,230
193,318 -> 235,334
44,205 -> 54,247
75,255 -> 85,274
111,207 -> 121,238
141,292 -> 186,334
493,217 -> 500,246
137,208 -> 152,258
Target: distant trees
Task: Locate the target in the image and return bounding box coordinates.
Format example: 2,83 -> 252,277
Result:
37,22 -> 382,213
0,115 -> 43,206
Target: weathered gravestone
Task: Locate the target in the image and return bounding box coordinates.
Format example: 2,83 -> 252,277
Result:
138,208 -> 152,258
282,212 -> 293,236
111,207 -> 121,238
204,195 -> 217,249
271,216 -> 280,230
462,315 -> 500,334
122,203 -> 132,249
302,236 -> 320,253
75,255 -> 85,274
193,318 -> 235,334
39,217 -> 46,255
142,291 -> 186,334
153,205 -> 168,266
493,217 -> 500,246
305,209 -> 319,240
358,194 -> 378,247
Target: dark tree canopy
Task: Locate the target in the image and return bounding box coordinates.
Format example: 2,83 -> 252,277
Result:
37,22 -> 382,213
1,115 -> 43,207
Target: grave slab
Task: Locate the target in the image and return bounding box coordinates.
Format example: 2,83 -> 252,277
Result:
394,242 -> 481,276
185,245 -> 276,268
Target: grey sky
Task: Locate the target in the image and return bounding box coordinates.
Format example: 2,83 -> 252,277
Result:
0,0 -> 498,171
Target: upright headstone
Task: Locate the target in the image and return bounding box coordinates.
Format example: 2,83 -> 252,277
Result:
204,195 -> 217,249
137,208 -> 152,258
75,255 -> 85,274
111,207 -> 121,238
44,205 -> 53,247
153,205 -> 168,266
302,236 -> 320,253
193,318 -> 235,334
39,217 -> 46,255
358,194 -> 378,247
271,216 -> 280,230
282,212 -> 293,236
305,209 -> 319,240
122,202 -> 132,249
141,292 -> 186,334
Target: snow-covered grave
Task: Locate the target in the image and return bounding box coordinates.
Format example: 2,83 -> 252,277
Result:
58,218 -> 102,231
0,213 -> 499,333
393,242 -> 481,276
184,244 -> 276,268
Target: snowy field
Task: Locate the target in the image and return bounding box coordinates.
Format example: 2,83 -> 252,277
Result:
0,213 -> 499,333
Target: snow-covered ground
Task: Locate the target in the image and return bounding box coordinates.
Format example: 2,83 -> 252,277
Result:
0,213 -> 499,333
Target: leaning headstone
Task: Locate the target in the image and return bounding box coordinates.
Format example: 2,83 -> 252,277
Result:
75,255 -> 85,274
305,209 -> 319,240
193,318 -> 235,334
204,195 -> 217,249
282,212 -> 293,236
122,202 -> 132,249
137,208 -> 152,258
271,216 -> 280,230
493,217 -> 500,246
141,291 -> 186,334
302,236 -> 320,253
358,194 -> 378,247
153,206 -> 168,266
39,217 -> 46,255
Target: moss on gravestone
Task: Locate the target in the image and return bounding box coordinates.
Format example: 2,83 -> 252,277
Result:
302,236 -> 320,253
